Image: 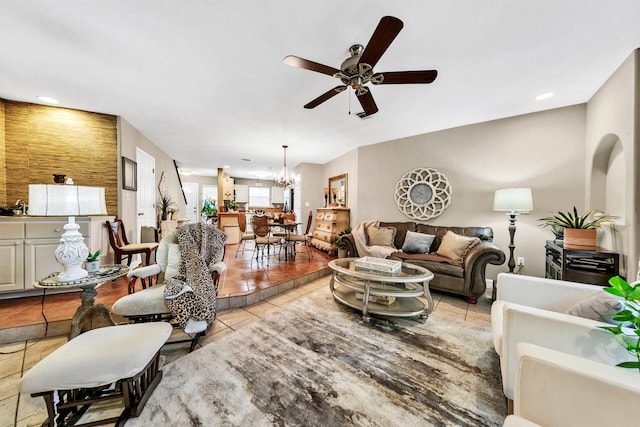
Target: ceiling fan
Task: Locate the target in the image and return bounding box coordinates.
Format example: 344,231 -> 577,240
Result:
284,16 -> 438,118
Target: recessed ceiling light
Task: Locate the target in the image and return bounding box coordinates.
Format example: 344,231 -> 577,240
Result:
223,165 -> 230,169
37,96 -> 59,104
534,92 -> 554,101
178,169 -> 192,176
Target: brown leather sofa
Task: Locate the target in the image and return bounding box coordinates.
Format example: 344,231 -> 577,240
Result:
341,221 -> 505,303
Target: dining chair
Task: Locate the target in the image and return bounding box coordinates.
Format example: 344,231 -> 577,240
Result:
105,219 -> 159,266
251,214 -> 281,263
235,213 -> 255,257
286,211 -> 314,260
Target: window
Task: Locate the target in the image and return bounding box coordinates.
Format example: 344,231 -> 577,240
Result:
249,186 -> 270,207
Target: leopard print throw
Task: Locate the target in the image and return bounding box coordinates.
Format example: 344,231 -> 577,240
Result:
164,223 -> 227,329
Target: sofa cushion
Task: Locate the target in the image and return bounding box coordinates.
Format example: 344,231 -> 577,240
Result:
401,231 -> 436,254
380,221 -> 417,249
417,224 -> 493,252
566,291 -> 625,324
436,231 -> 481,262
366,225 -> 396,247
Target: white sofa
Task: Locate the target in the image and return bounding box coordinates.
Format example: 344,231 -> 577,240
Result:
491,273 -> 630,401
504,342 -> 640,427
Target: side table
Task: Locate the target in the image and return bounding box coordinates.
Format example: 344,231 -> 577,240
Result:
36,264 -> 129,339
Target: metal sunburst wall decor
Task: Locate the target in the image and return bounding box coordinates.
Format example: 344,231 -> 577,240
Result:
394,168 -> 452,220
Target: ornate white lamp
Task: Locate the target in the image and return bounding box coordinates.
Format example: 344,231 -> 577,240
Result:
29,183 -> 107,281
493,188 -> 533,272
274,145 -> 298,188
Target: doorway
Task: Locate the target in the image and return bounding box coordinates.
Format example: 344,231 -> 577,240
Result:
136,148 -> 156,243
182,182 -> 199,224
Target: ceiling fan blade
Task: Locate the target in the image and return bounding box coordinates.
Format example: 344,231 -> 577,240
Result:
284,55 -> 341,77
358,16 -> 403,69
373,70 -> 438,85
356,88 -> 378,117
304,86 -> 347,109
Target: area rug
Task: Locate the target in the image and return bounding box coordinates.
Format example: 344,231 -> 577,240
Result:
126,287 -> 505,426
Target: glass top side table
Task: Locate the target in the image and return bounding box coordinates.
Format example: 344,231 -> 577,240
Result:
36,264 -> 129,339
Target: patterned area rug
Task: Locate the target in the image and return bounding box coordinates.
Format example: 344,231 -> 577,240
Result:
126,287 -> 505,426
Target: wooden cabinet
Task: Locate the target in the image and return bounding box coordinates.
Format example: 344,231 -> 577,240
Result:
309,208 -> 350,254
545,240 -> 620,286
271,186 -> 284,204
234,184 -> 248,203
0,216 -> 112,296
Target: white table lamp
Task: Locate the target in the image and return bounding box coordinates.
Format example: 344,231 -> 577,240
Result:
29,183 -> 107,281
493,188 -> 533,272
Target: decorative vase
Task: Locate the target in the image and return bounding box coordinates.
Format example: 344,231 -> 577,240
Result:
563,228 -> 597,249
53,174 -> 66,184
85,260 -> 100,274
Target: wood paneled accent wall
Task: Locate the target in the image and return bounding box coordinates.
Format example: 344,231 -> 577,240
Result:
0,99 -> 117,214
0,101 -> 5,205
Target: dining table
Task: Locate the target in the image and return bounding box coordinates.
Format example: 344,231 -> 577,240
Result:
268,220 -> 300,261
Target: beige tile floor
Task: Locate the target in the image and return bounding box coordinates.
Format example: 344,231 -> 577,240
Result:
0,276 -> 493,427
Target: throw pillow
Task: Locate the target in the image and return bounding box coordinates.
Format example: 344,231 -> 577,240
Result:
566,291 -> 625,324
402,231 -> 436,254
165,243 -> 181,280
436,230 -> 481,262
366,226 -> 396,248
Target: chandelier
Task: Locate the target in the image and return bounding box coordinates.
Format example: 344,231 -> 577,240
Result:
274,145 -> 298,188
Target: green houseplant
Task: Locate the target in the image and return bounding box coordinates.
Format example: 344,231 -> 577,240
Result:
538,207 -> 612,246
85,250 -> 103,273
201,198 -> 217,218
600,276 -> 640,372
334,227 -> 352,258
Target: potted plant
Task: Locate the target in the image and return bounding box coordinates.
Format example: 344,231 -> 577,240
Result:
600,276 -> 640,372
85,250 -> 102,273
201,198 -> 218,220
159,192 -> 173,220
538,207 -> 612,248
334,227 -> 352,258
227,200 -> 238,212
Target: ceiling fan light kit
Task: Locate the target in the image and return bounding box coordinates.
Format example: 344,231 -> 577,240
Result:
284,16 -> 438,118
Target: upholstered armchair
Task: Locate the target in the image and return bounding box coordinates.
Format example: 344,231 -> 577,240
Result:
112,229 -> 226,350
504,342 -> 640,427
491,273 -> 631,407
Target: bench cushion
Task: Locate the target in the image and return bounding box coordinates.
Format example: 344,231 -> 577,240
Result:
19,323 -> 172,394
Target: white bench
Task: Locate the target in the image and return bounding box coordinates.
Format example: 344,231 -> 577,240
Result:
19,322 -> 172,427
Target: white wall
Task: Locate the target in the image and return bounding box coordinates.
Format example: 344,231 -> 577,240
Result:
330,105 -> 587,280
585,48 -> 639,279
118,117 -> 186,241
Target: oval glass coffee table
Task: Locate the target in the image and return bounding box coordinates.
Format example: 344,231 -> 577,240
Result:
329,258 -> 434,322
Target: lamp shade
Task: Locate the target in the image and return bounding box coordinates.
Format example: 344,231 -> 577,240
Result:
493,188 -> 533,213
28,184 -> 107,216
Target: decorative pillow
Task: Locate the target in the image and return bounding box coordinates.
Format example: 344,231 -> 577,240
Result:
402,231 -> 436,254
566,291 -> 625,324
366,226 -> 396,248
165,243 -> 181,280
436,230 -> 481,262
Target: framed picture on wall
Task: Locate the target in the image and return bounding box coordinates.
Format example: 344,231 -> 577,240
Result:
122,157 -> 137,191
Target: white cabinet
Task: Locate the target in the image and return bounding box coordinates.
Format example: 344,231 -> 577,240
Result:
234,184 -> 249,203
0,222 -> 26,292
0,216 -> 113,295
271,186 -> 284,204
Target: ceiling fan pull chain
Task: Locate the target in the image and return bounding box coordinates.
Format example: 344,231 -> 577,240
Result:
348,88 -> 351,115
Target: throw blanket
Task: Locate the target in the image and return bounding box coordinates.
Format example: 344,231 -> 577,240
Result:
352,220 -> 398,259
164,223 -> 227,329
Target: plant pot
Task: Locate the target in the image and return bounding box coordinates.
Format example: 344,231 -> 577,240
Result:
338,248 -> 348,258
85,260 -> 101,274
563,228 -> 596,249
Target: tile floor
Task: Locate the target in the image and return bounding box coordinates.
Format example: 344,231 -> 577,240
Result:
0,243 -> 494,427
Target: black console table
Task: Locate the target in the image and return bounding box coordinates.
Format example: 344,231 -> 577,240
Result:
545,240 -> 619,286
